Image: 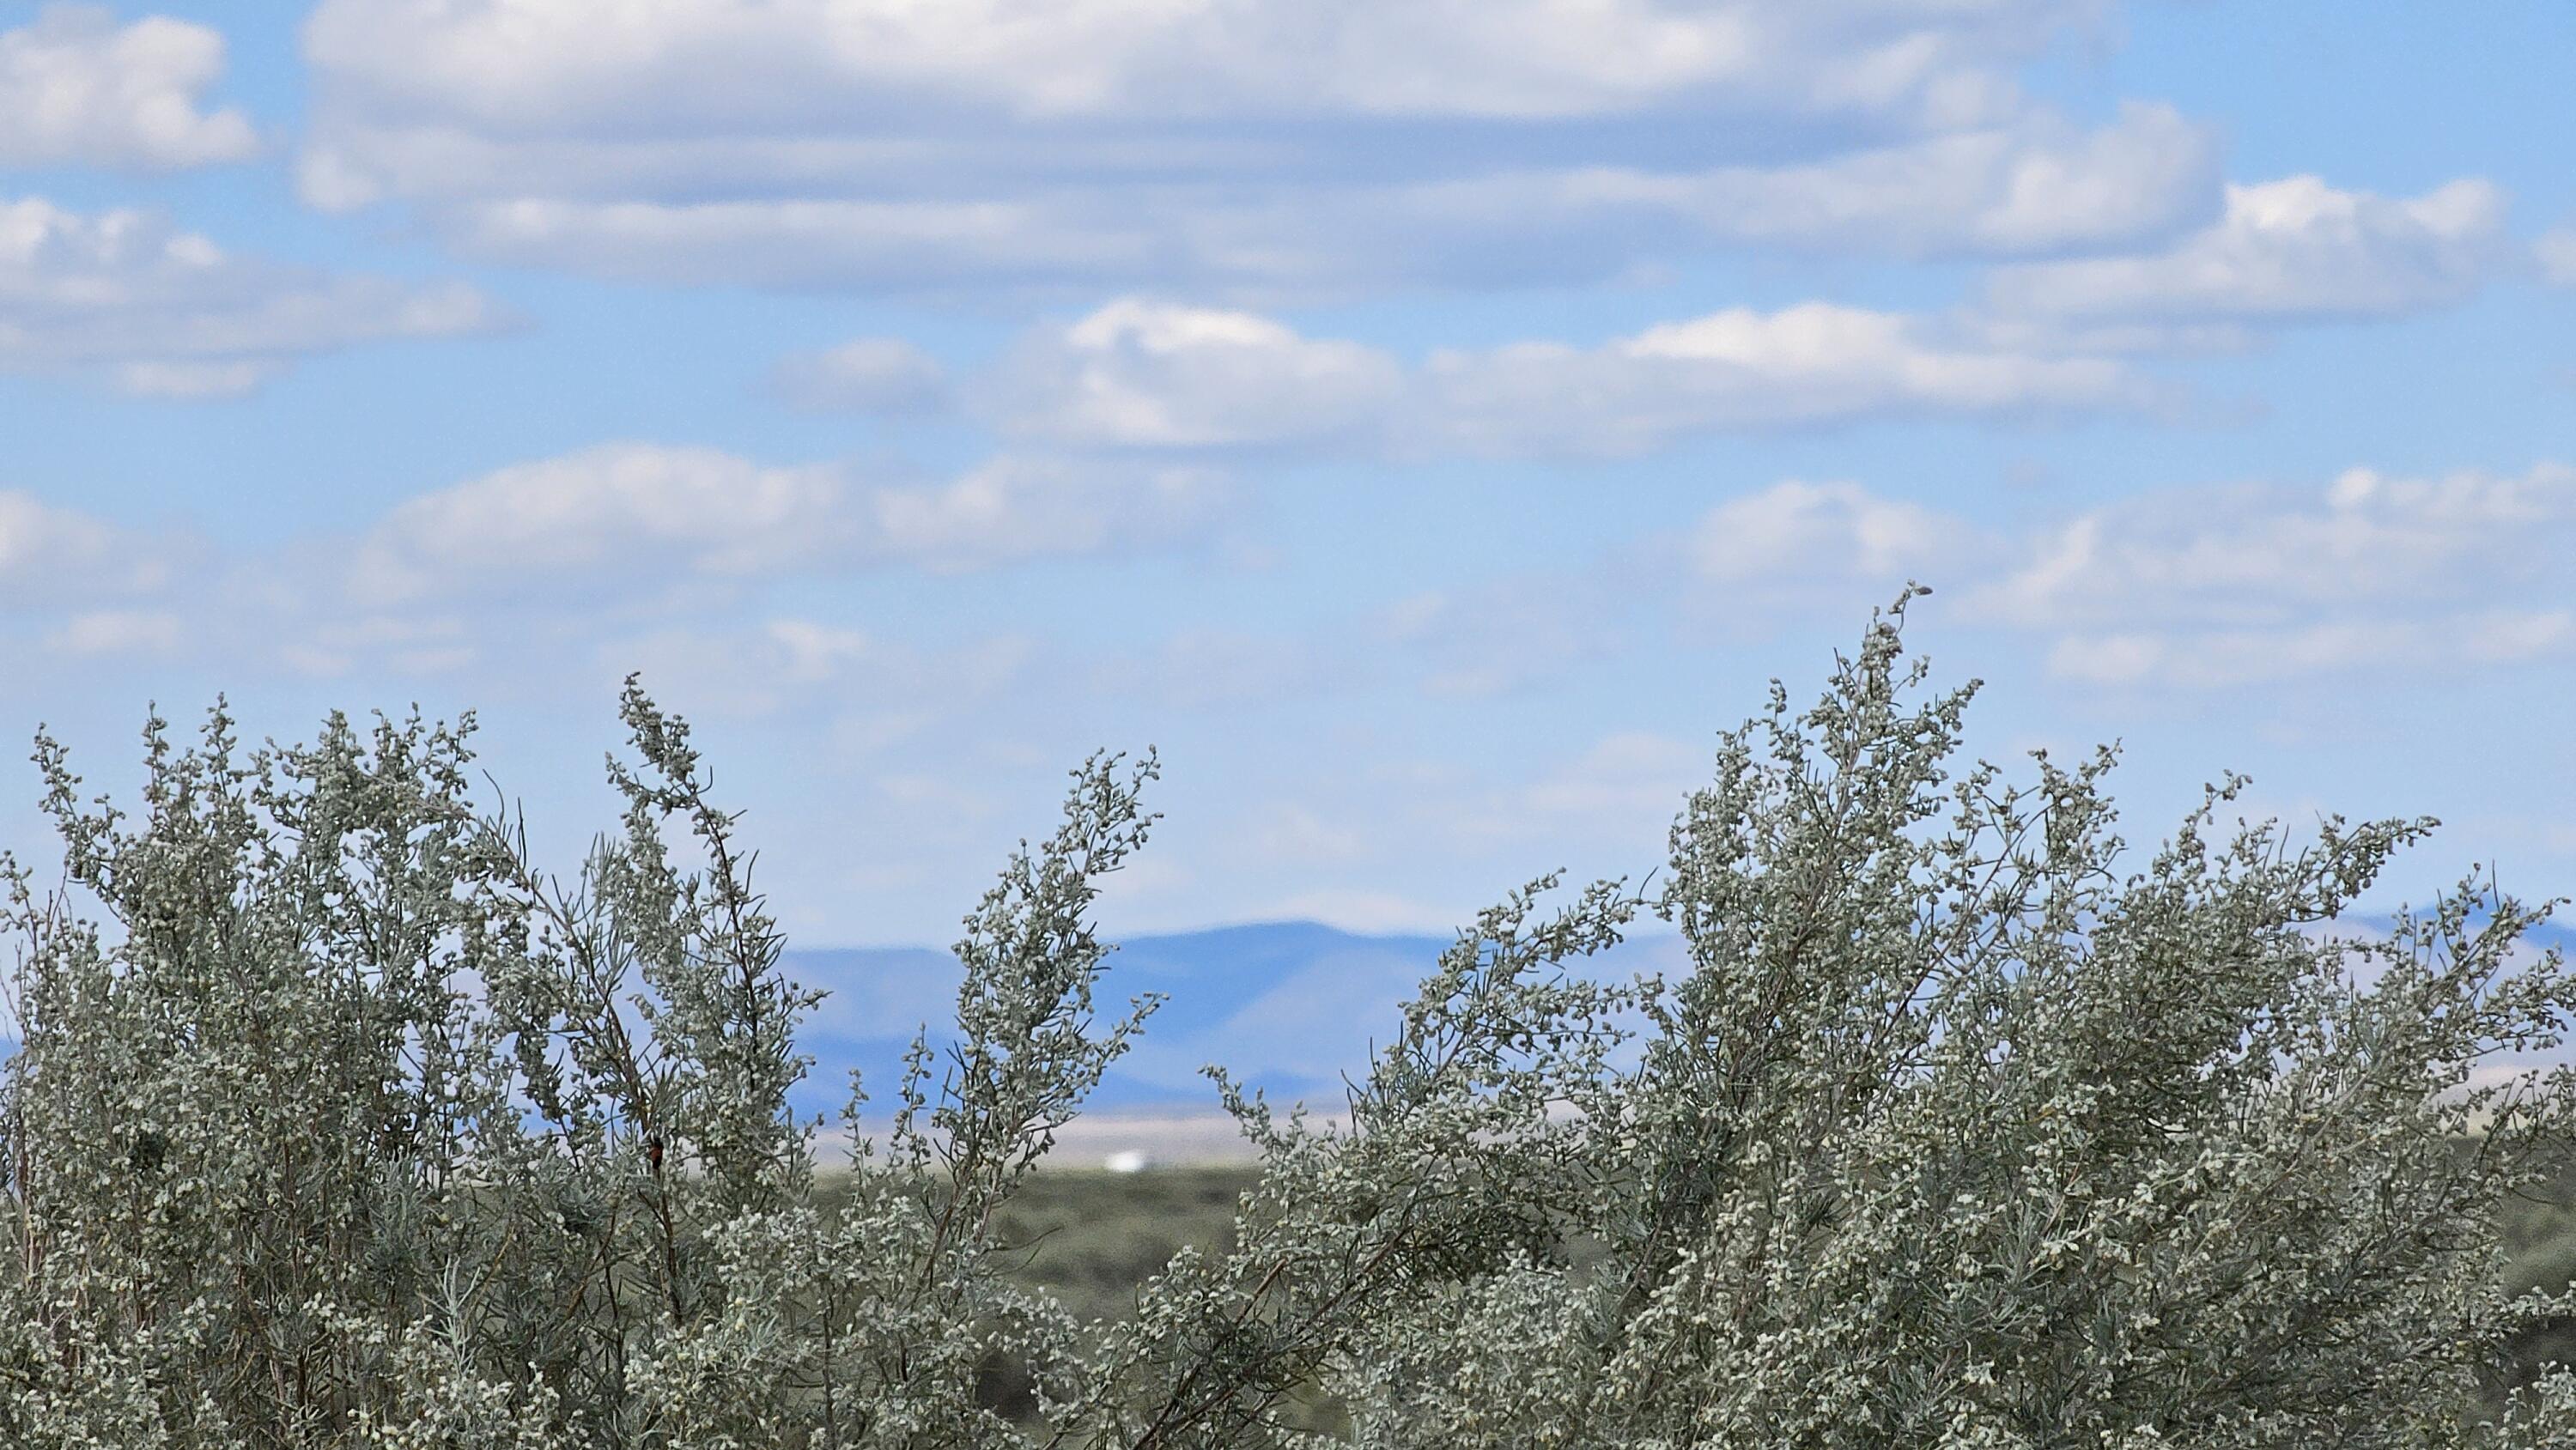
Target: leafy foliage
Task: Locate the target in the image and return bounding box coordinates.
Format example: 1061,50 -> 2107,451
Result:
3,593 -> 2573,1447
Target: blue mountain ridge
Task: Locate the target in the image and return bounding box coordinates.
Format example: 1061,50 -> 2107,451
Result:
781,920 -> 1689,1119
3,918 -> 2564,1121
777,914 -> 2576,1123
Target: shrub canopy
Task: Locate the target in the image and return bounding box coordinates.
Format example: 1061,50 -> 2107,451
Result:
4,592 -> 2574,1447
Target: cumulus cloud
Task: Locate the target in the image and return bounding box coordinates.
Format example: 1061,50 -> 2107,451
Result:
1970,463 -> 2576,628
0,440 -> 1235,689
1633,477 -> 1998,645
294,0 -> 2204,293
1689,480 -> 1979,586
349,445 -> 849,604
345,442 -> 1236,607
1963,461 -> 2576,687
981,300 -> 1401,450
1424,303 -> 2152,456
0,196 -> 507,395
317,452 -> 2576,699
0,6 -> 257,170
1986,176 -> 2511,326
963,298 -> 2151,460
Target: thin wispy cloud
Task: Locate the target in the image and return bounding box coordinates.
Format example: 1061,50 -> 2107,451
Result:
0,195 -> 505,395
0,488 -> 199,605
343,442 -> 1238,609
2537,228 -> 2576,287
772,337 -> 952,416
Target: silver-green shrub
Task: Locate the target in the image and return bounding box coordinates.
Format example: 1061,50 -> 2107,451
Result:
3,592 -> 2573,1447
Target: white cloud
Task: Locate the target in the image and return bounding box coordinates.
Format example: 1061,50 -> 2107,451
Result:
981,300 -> 1401,449
1970,463 -> 2576,628
772,337 -> 951,415
964,298 -> 2150,460
0,196 -> 507,395
1690,479 -> 1979,585
346,442 -> 1237,607
2043,613 -> 2576,690
113,359 -> 276,398
1965,462 -> 2576,688
1422,303 -> 2151,456
294,1 -> 2198,293
365,138 -> 2206,296
870,454 -> 1235,571
302,0 -> 2081,128
1553,101 -> 2216,257
1649,478 -> 1996,645
351,445 -> 848,605
1367,461 -> 2576,695
0,6 -> 257,170
1986,176 -> 2510,325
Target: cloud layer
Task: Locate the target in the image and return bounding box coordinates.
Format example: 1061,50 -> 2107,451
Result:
0,196 -> 506,395
1961,462 -> 2576,687
293,0 -> 2215,294
949,297 -> 2158,457
0,6 -> 257,170
346,442 -> 1237,607
302,0 -> 2093,125
1987,176 -> 2510,329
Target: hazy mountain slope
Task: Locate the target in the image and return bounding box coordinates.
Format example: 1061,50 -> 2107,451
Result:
783,920 -> 1690,1119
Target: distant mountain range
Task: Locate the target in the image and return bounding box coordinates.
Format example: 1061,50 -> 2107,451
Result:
6,913 -> 2567,1168
781,920 -> 1691,1123
778,913 -> 2576,1130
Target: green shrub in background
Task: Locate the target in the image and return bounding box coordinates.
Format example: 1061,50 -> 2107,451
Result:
4,590 -> 2575,1447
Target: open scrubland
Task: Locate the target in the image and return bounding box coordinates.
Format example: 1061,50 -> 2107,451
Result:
8,597 -> 2576,1447
975,1155 -> 2576,1428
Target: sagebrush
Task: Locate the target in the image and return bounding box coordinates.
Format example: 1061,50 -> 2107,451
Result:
5,592 -> 2574,1447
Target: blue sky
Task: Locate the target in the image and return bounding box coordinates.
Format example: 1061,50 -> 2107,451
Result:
1,0 -> 2571,960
